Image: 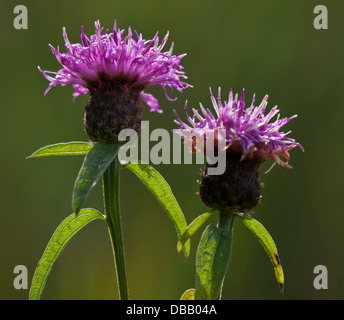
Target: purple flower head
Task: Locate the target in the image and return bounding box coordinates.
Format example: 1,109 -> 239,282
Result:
174,87 -> 303,172
39,20 -> 191,113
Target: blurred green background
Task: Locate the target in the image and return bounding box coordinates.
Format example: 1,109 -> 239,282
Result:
1,0 -> 343,300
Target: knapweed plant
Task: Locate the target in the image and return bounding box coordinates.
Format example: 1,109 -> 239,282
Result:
28,20 -> 191,300
175,88 -> 303,300
28,17 -> 302,301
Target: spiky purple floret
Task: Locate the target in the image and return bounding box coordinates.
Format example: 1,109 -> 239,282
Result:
174,88 -> 303,171
39,20 -> 191,112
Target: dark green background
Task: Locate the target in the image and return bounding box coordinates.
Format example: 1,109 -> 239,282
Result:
1,0 -> 343,300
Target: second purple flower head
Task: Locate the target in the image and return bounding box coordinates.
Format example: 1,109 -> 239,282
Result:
174,88 -> 303,213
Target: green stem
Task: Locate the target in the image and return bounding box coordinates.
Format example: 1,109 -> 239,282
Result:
218,209 -> 235,230
103,155 -> 129,300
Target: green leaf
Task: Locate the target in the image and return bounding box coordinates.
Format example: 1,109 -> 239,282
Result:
195,223 -> 234,300
29,208 -> 105,300
180,289 -> 195,300
125,161 -> 190,258
239,215 -> 284,293
177,212 -> 213,253
73,143 -> 119,214
27,141 -> 93,158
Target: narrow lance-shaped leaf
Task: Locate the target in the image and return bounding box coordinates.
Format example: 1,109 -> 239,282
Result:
29,208 -> 105,300
125,161 -> 190,258
27,141 -> 93,158
177,212 -> 213,253
73,143 -> 119,214
195,223 -> 234,300
239,214 -> 284,293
